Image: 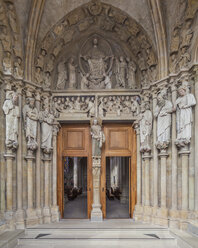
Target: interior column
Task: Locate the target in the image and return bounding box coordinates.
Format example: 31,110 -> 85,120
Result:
73,157 -> 78,188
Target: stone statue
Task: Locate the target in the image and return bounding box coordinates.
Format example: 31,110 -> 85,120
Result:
35,49 -> 46,69
56,61 -> 67,90
90,117 -> 105,157
170,26 -> 180,55
103,73 -> 112,89
2,91 -> 19,149
46,54 -> 55,73
180,19 -> 193,49
179,47 -> 191,69
23,97 -> 39,150
154,89 -> 173,148
39,104 -> 54,154
43,72 -> 51,89
0,26 -> 11,52
115,56 -> 127,88
7,3 -> 17,33
35,67 -> 43,84
127,58 -> 136,89
85,97 -> 95,117
3,51 -> 12,74
80,73 -> 89,89
139,102 -> 152,152
68,57 -> 77,89
137,51 -> 147,71
169,53 -> 178,74
174,82 -> 196,146
14,57 -> 23,78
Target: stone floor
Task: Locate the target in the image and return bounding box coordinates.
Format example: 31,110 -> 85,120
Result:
16,219 -> 183,248
64,194 -> 87,219
106,198 -> 129,218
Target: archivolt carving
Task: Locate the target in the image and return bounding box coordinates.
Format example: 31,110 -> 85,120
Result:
35,0 -> 158,90
0,0 -> 23,78
169,2 -> 198,73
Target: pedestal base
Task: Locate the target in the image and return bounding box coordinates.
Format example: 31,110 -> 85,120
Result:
169,209 -> 180,228
154,208 -> 168,226
51,206 -> 60,222
43,207 -> 52,224
26,208 -> 39,227
5,211 -> 15,229
91,204 -> 103,222
15,209 -> 25,229
133,205 -> 143,221
143,206 -> 152,222
36,208 -> 43,224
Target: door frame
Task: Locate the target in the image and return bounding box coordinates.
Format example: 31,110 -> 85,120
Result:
57,123 -> 93,218
100,123 -> 137,218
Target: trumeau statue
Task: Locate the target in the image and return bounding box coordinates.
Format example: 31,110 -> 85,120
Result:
139,102 -> 153,152
2,91 -> 19,149
39,104 -> 54,154
90,117 -> 105,157
23,97 -> 39,151
174,82 -> 196,146
154,89 -> 173,148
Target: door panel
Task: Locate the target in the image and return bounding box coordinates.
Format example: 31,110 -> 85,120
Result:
101,124 -> 136,218
57,124 -> 92,218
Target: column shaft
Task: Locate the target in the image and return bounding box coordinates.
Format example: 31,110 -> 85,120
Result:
73,157 -> 78,188
161,155 -> 167,208
6,156 -> 14,211
144,157 -> 150,206
181,153 -> 189,210
136,131 -> 141,205
27,158 -> 34,209
194,70 -> 198,210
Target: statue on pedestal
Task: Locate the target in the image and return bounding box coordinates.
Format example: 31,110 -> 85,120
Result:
23,97 -> 39,151
2,91 -> 19,149
90,117 -> 105,157
154,89 -> 173,149
174,82 -> 196,146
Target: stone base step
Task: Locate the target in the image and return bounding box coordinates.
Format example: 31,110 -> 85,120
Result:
187,223 -> 198,237
0,230 -> 24,248
18,227 -> 178,248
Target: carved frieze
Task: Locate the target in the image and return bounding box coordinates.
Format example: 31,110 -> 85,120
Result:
52,93 -> 141,121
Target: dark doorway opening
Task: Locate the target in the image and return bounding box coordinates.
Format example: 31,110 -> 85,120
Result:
106,157 -> 130,219
63,157 -> 87,219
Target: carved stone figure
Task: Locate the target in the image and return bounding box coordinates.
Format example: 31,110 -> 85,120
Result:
2,91 -> 19,149
115,56 -> 127,88
154,89 -> 173,148
146,47 -> 157,68
103,73 -> 112,89
149,66 -> 157,82
40,105 -> 54,154
179,47 -> 191,69
180,19 -> 193,48
139,103 -> 152,152
7,3 -> 17,34
137,51 -> 147,71
53,39 -> 64,57
90,117 -> 105,157
46,54 -> 55,73
80,73 -> 89,89
170,26 -> 180,55
174,83 -> 196,146
141,70 -> 149,87
43,72 -> 51,89
169,53 -> 178,74
56,61 -> 67,90
14,57 -> 23,78
35,67 -> 43,84
68,57 -> 77,89
85,97 -> 95,117
35,49 -> 46,69
3,51 -> 12,74
0,26 -> 11,51
127,58 -> 136,89
23,97 -> 39,150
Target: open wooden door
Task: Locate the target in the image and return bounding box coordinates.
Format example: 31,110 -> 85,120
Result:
57,124 -> 93,218
101,123 -> 136,218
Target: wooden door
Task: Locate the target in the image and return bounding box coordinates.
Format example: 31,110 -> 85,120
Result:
101,124 -> 137,218
57,124 -> 92,218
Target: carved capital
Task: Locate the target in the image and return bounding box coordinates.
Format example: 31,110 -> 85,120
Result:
156,141 -> 170,154
175,138 -> 190,150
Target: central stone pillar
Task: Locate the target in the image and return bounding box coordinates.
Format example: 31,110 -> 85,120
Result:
91,156 -> 103,221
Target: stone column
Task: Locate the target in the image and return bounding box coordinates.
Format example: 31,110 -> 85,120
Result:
194,67 -> 198,212
142,151 -> 152,222
4,149 -> 15,228
91,157 -> 103,221
15,82 -> 25,228
25,150 -> 38,226
152,91 -> 158,220
73,157 -> 78,188
43,152 -> 52,224
156,145 -> 169,226
133,122 -> 143,220
35,92 -> 42,223
51,123 -> 60,222
169,83 -> 179,227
